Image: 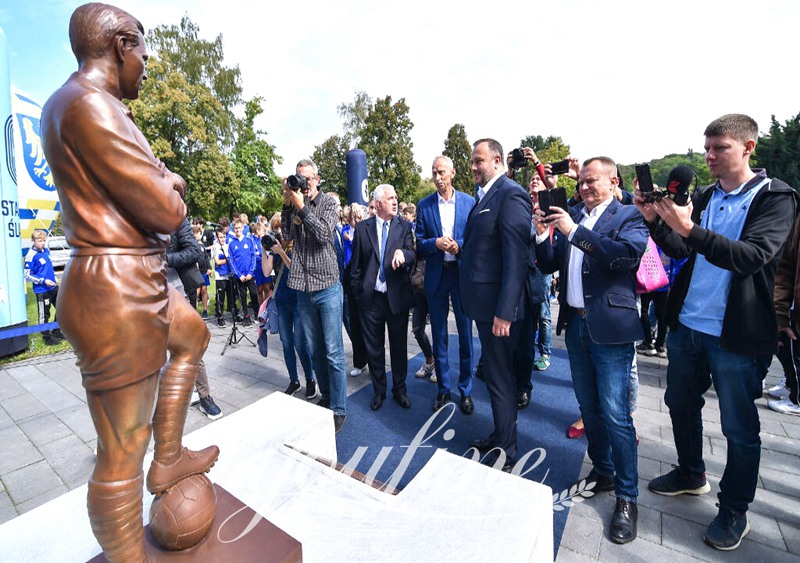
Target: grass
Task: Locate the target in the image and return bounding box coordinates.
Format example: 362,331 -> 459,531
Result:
0,279 -> 222,367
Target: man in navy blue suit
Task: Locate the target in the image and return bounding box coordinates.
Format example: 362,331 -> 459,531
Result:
536,156 -> 648,545
460,139 -> 531,471
350,184 -> 417,411
416,156 -> 476,413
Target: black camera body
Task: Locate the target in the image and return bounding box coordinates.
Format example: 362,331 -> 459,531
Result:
510,148 -> 528,169
261,231 -> 280,250
286,174 -> 308,192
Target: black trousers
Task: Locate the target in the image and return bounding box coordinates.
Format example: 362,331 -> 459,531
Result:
513,298 -> 538,395
347,287 -> 369,369
36,287 -> 59,335
215,278 -> 235,319
234,277 -> 259,318
360,292 -> 409,399
776,321 -> 800,406
476,319 -> 522,463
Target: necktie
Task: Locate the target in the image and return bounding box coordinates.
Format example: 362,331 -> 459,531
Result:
477,187 -> 485,201
379,220 -> 388,282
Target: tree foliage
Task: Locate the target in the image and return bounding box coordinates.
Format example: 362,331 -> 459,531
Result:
337,91 -> 372,149
312,134 -> 349,202
129,15 -> 281,221
442,123 -> 473,194
358,95 -> 421,203
618,152 -> 713,194
755,113 -> 800,189
513,135 -> 573,194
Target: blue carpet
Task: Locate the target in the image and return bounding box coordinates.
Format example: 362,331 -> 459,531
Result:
335,334 -> 587,556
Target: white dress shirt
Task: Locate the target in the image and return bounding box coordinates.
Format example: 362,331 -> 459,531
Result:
438,191 -> 457,262
477,171 -> 505,202
566,197 -> 614,309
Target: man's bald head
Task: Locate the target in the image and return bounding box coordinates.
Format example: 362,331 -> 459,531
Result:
69,3 -> 144,64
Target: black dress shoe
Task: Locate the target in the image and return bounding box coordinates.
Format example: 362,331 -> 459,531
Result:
371,395 -> 385,411
393,393 -> 411,409
433,392 -> 451,411
460,395 -> 474,415
470,437 -> 495,452
474,360 -> 485,381
584,468 -> 615,493
516,391 -> 530,409
610,498 -> 638,544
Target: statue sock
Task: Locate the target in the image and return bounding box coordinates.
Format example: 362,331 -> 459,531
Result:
146,362 -> 219,494
87,474 -> 146,563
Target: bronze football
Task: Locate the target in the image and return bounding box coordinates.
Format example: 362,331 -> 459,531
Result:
149,474 -> 217,551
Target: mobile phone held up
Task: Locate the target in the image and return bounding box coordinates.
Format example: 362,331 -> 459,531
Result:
635,163 -> 654,194
549,159 -> 570,176
539,187 -> 569,216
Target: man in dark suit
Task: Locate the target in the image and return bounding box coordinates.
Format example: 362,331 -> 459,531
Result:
536,156 -> 648,545
460,139 -> 531,471
416,156 -> 476,413
350,184 -> 417,410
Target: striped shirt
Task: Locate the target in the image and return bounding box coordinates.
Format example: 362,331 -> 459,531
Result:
281,190 -> 340,292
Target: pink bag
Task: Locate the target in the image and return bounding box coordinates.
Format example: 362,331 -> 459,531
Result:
636,237 -> 669,294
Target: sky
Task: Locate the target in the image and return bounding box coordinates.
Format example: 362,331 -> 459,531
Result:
2,0 -> 799,178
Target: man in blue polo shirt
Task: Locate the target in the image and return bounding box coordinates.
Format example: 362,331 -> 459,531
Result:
636,114 -> 798,551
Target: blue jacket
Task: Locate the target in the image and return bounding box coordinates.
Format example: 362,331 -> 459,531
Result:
24,247 -> 57,294
459,175 -> 531,323
228,236 -> 257,278
416,189 -> 474,296
536,198 -> 648,344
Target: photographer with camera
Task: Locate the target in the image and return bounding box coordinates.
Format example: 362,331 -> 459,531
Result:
281,159 -> 347,433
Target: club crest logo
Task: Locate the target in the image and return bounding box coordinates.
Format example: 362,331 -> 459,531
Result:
16,113 -> 54,192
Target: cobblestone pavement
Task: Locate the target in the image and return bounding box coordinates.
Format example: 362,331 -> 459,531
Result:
1,302 -> 798,562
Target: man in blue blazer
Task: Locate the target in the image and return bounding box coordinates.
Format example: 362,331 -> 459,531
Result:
416,156 -> 476,413
350,184 -> 417,411
536,156 -> 648,545
460,139 -> 532,471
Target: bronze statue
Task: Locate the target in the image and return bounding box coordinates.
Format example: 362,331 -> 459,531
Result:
40,3 -> 219,561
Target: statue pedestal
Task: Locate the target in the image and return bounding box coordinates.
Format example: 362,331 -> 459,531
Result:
90,485 -> 301,562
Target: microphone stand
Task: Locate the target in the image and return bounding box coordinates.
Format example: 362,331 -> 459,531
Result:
220,262 -> 256,355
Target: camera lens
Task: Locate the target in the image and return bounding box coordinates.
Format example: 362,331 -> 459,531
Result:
287,174 -> 308,191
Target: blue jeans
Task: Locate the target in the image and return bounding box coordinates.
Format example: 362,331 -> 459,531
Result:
665,323 -> 768,513
565,315 -> 638,502
277,302 -> 314,384
536,275 -> 553,356
297,283 -> 346,415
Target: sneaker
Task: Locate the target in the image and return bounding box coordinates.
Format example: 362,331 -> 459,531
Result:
43,334 -> 60,346
704,504 -> 749,551
655,347 -> 667,358
534,355 -> 550,371
636,343 -> 657,356
768,398 -> 800,416
202,310 -> 208,319
190,390 -> 200,406
349,366 -> 366,377
766,384 -> 790,400
198,396 -> 223,420
217,317 -> 226,327
235,315 -> 245,323
415,361 -> 435,378
242,316 -> 253,327
305,380 -> 318,400
334,414 -> 346,434
648,466 -> 711,496
429,373 -> 437,383
285,380 -> 301,396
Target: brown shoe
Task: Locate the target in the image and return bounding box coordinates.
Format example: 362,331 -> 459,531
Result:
146,445 -> 219,494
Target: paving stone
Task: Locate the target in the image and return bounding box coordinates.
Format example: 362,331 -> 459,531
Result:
637,502 -> 663,545
16,484 -> 70,516
55,405 -> 96,443
0,425 -> 42,475
38,435 -> 94,489
18,375 -> 83,414
633,419 -> 662,443
777,521 -> 800,555
17,412 -> 74,448
4,365 -> 44,384
0,371 -> 27,400
635,393 -> 662,413
0,393 -> 48,422
559,512 -> 603,559
781,420 -> 800,440
0,489 -> 18,525
598,532 -> 706,563
2,460 -> 63,504
759,465 -> 800,500
0,406 -> 12,429
637,456 -> 663,483
555,546 -> 597,563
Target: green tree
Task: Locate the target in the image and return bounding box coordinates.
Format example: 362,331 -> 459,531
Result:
337,91 -> 373,149
312,134 -> 349,201
618,152 -> 713,194
515,135 -> 573,193
359,96 -> 421,203
755,113 -> 800,188
442,124 -> 473,194
230,98 -> 283,219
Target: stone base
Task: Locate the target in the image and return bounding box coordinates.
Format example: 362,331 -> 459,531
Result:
90,485 -> 301,562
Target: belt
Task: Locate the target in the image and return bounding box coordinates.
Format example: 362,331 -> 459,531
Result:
442,261 -> 457,269
567,306 -> 587,317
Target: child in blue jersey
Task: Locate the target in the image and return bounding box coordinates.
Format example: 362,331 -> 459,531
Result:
228,219 -> 259,326
24,230 -> 65,345
211,227 -> 233,327
252,222 -> 272,306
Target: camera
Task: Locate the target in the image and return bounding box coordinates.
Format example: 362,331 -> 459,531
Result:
510,148 -> 528,169
286,174 -> 308,192
261,231 -> 280,250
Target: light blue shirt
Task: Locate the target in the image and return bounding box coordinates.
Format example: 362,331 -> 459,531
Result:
679,176 -> 770,336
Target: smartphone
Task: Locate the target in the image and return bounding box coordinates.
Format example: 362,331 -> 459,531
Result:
549,159 -> 570,176
539,187 -> 569,215
635,163 -> 654,193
